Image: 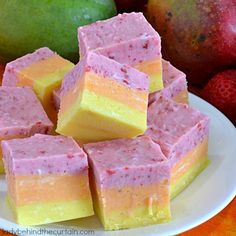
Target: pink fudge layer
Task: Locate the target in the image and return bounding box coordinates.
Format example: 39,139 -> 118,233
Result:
84,136 -> 170,188
146,97 -> 210,163
1,134 -> 88,176
149,59 -> 188,105
60,51 -> 149,97
78,12 -> 161,65
0,87 -> 53,138
2,47 -> 55,86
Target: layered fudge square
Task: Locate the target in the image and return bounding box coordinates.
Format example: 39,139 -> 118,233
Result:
0,87 -> 53,173
78,12 -> 163,93
84,136 -> 171,230
1,134 -> 94,226
149,59 -> 188,105
57,52 -> 149,143
2,47 -> 74,123
146,97 -> 210,199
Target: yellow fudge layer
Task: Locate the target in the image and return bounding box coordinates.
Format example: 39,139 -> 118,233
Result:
7,174 -> 92,206
171,155 -> 209,199
0,160 -> 4,173
0,147 -> 3,173
60,72 -> 148,114
170,137 -> 209,199
173,89 -> 189,104
8,196 -> 94,226
17,55 -> 74,123
57,90 -> 147,142
57,73 -> 148,142
134,58 -> 163,93
91,180 -> 170,230
98,205 -> 170,230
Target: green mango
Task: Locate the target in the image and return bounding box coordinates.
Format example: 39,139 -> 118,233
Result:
0,0 -> 116,63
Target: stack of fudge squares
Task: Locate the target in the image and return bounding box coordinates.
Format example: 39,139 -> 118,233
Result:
0,12 -> 210,230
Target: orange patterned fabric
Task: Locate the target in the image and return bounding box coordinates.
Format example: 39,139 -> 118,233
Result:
0,230 -> 15,236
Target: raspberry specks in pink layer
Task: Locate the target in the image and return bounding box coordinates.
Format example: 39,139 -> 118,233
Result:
106,169 -> 116,176
1,134 -> 89,175
84,136 -> 170,188
67,153 -> 74,159
143,41 -> 149,49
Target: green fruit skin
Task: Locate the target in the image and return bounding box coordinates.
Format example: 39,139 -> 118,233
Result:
147,0 -> 236,87
0,0 -> 116,63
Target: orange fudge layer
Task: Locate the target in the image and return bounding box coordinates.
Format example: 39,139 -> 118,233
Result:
7,174 -> 91,207
171,137 -> 209,198
93,181 -> 169,213
60,72 -> 147,115
92,180 -> 170,230
173,89 -> 188,104
3,47 -> 74,124
134,58 -> 163,92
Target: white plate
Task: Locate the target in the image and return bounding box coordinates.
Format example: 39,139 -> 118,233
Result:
0,93 -> 236,236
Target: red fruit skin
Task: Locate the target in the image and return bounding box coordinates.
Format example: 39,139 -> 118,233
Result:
202,70 -> 236,125
115,0 -> 147,13
147,0 -> 236,87
0,64 -> 5,85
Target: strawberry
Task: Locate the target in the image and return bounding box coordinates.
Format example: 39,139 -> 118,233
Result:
202,70 -> 236,125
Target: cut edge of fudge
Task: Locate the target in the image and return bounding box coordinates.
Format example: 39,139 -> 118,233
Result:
148,59 -> 188,105
2,47 -> 55,86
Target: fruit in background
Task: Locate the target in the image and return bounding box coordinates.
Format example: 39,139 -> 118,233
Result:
0,64 -> 4,84
0,0 -> 116,64
202,70 -> 236,125
146,0 -> 236,87
115,0 -> 147,12
0,64 -> 4,74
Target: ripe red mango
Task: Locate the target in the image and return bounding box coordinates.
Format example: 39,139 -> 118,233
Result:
115,0 -> 147,12
147,0 -> 236,87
